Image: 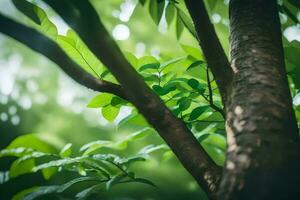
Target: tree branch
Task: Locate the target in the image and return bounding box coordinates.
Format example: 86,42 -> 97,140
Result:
42,0 -> 222,198
206,66 -> 225,118
184,0 -> 233,103
0,14 -> 127,100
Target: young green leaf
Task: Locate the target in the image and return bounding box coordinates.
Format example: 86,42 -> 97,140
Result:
59,143 -> 72,158
57,30 -> 103,78
123,51 -> 138,68
12,0 -> 57,40
181,44 -> 203,60
87,93 -> 113,108
101,106 -> 120,122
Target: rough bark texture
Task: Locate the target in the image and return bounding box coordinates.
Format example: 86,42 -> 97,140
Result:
219,0 -> 300,199
42,0 -> 222,197
184,0 -> 233,104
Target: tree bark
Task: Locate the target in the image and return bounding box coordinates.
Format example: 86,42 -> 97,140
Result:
219,0 -> 300,199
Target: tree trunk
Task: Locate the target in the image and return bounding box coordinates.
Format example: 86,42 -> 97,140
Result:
219,0 -> 300,199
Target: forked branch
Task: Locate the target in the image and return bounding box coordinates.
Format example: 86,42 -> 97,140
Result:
42,0 -> 222,198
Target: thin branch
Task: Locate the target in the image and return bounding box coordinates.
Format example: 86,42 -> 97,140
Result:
184,0 -> 233,104
42,0 -> 222,198
206,66 -> 225,118
0,14 -> 127,100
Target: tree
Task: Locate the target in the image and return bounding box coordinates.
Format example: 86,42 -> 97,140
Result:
0,0 -> 300,199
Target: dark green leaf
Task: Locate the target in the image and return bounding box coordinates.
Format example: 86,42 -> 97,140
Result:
189,106 -> 209,120
178,97 -> 191,111
152,84 -> 176,96
187,78 -> 200,89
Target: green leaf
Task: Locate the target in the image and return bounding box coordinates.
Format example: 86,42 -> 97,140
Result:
117,155 -> 146,167
148,0 -> 165,25
149,0 -> 158,24
12,187 -> 38,200
87,93 -> 113,108
177,97 -> 192,111
80,140 -> 111,154
187,78 -> 205,93
152,84 -> 176,96
157,0 -> 166,24
177,8 -> 198,39
59,143 -> 72,158
161,56 -> 185,70
187,60 -> 205,71
75,184 -> 103,200
6,134 -> 57,153
32,157 -> 84,172
139,0 -> 147,6
181,44 -> 203,60
285,42 -> 300,66
176,14 -> 184,39
12,0 -> 40,24
12,0 -> 57,39
187,78 -> 199,89
0,147 -> 32,158
101,106 -> 120,122
123,51 -> 138,68
189,106 -> 210,120
56,177 -> 100,193
10,158 -> 35,178
22,177 -> 99,200
118,113 -> 149,128
106,174 -> 127,190
165,3 -> 176,25
57,30 -> 103,78
23,186 -> 60,200
138,144 -> 169,154
138,56 -> 160,71
115,128 -> 153,149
